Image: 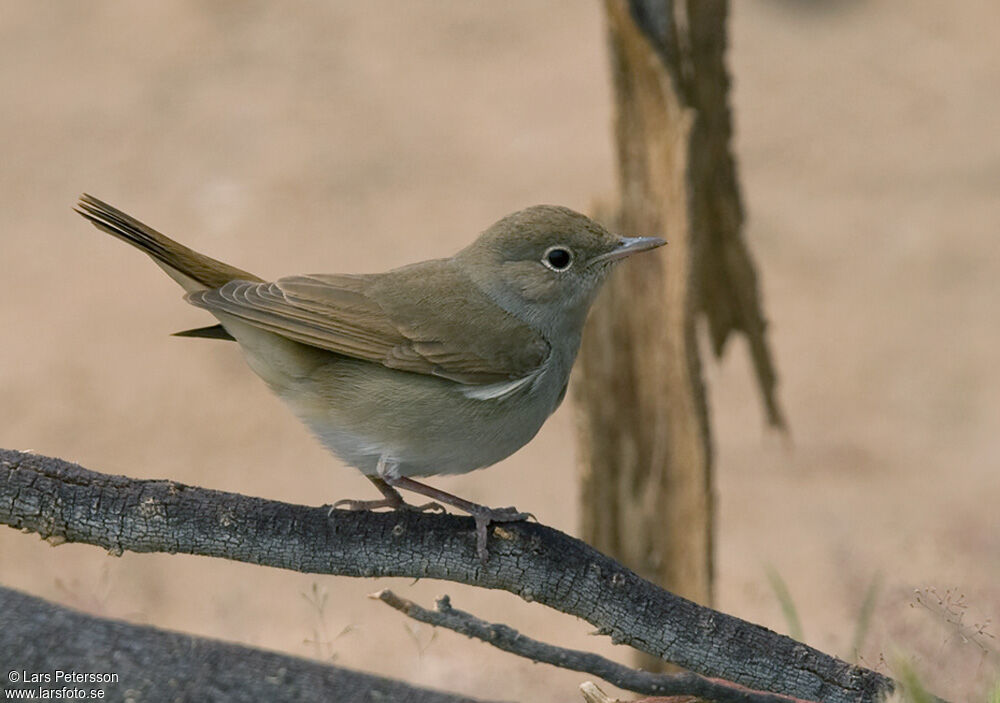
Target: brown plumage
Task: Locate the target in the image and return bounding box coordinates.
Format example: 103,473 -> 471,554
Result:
74,193 -> 664,560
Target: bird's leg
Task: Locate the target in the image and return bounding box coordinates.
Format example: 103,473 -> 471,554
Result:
382,475 -> 533,562
330,476 -> 406,512
330,474 -> 445,514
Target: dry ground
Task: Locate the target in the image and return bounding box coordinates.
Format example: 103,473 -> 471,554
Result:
1,2 -> 997,701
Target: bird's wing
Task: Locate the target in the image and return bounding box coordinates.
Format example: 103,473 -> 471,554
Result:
186,266 -> 549,385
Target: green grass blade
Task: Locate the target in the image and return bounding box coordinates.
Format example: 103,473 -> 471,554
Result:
849,572 -> 882,662
764,564 -> 803,641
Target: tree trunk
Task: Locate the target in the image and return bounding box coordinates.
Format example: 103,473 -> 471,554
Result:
576,0 -> 784,671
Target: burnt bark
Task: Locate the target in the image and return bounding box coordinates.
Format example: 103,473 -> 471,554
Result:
374,590 -> 808,703
1,449 -> 891,703
0,584 -> 489,703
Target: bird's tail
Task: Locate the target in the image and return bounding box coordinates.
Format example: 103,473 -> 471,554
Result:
74,194 -> 261,292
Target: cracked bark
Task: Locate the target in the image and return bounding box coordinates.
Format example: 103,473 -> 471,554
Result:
1,449 -> 892,703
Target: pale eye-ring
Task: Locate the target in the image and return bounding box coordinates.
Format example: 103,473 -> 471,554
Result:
542,246 -> 573,271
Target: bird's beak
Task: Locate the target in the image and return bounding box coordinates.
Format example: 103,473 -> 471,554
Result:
590,236 -> 666,266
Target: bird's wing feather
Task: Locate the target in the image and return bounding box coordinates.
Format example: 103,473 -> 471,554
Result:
186,266 -> 549,385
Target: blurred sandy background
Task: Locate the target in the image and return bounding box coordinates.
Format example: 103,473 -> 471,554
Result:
1,2 -> 998,700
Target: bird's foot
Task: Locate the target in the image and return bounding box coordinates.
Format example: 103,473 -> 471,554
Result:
469,506 -> 534,563
378,475 -> 535,562
399,500 -> 447,514
328,497 -> 446,516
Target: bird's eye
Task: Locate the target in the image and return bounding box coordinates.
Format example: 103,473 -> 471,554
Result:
542,246 -> 573,271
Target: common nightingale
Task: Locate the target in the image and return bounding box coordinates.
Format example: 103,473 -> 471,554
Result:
75,194 -> 664,559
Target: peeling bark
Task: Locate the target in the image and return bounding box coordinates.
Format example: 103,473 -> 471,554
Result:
576,0 -> 784,671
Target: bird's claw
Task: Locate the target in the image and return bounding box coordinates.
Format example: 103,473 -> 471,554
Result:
329,498 -> 394,516
490,506 -> 536,522
328,498 -> 445,516
402,501 -> 447,514
471,506 -> 533,563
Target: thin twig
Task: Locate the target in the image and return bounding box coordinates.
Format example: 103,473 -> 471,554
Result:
371,590 -> 813,703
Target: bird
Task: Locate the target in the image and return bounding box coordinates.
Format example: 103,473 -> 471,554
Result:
74,194 -> 664,559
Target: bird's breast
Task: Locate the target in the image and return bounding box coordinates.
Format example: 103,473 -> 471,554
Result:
278,353 -> 570,478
